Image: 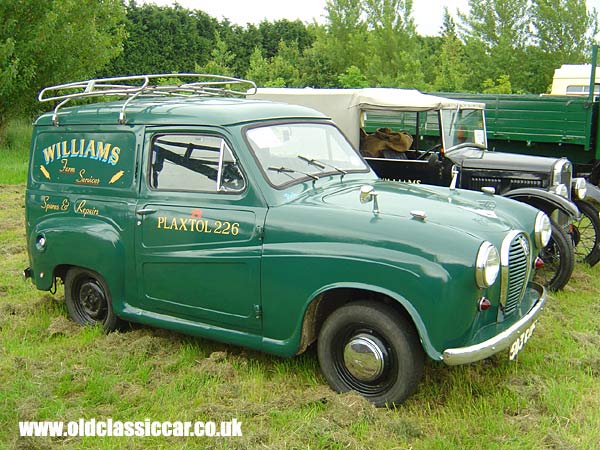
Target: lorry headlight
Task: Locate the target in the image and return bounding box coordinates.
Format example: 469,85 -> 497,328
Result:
475,242 -> 500,288
552,183 -> 569,198
534,212 -> 552,248
573,177 -> 587,200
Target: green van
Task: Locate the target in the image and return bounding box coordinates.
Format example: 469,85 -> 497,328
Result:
24,75 -> 549,406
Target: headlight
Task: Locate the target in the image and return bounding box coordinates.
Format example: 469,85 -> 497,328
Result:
475,242 -> 500,288
551,183 -> 569,198
534,212 -> 552,248
573,177 -> 587,200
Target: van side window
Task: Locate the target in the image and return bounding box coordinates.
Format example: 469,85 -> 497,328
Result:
150,134 -> 245,193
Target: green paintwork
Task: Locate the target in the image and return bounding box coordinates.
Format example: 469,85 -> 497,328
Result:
26,95 -> 544,361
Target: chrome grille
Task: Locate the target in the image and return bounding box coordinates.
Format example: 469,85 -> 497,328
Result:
500,232 -> 531,317
470,176 -> 543,192
561,164 -> 572,200
552,159 -> 573,200
470,176 -> 501,191
507,178 -> 543,188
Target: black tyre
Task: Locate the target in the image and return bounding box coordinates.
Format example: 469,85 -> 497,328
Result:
65,268 -> 120,332
573,200 -> 600,266
534,219 -> 575,291
317,301 -> 424,407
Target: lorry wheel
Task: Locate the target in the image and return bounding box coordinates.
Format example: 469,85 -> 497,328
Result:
535,220 -> 575,291
317,300 -> 424,407
573,200 -> 600,266
65,268 -> 120,332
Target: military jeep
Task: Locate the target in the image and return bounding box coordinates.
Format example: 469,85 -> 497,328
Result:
24,75 -> 548,406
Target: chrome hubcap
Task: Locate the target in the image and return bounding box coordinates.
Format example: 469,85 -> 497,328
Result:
343,333 -> 386,382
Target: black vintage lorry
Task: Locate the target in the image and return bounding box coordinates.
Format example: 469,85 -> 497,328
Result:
437,46 -> 600,268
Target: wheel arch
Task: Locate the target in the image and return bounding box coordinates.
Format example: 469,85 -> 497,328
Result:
296,283 -> 439,361
503,187 -> 580,219
28,217 -> 126,305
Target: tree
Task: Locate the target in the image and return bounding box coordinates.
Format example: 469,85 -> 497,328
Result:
268,41 -> 303,86
362,0 -> 424,87
0,0 -> 126,127
432,8 -> 471,92
338,66 -> 370,87
532,0 -> 597,58
316,0 -> 369,75
219,22 -> 263,77
528,0 -> 599,92
196,32 -> 235,77
245,47 -> 273,86
258,19 -> 315,58
297,25 -> 340,87
481,74 -> 513,93
315,0 -> 423,88
458,0 -> 531,92
105,3 -> 218,77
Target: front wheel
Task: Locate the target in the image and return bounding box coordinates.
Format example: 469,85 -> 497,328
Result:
65,268 -> 120,332
317,301 -> 424,407
534,219 -> 575,291
573,200 -> 600,266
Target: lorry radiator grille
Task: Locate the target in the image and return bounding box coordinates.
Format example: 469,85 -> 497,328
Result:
470,177 -> 501,191
507,178 -> 543,188
469,176 -> 543,192
501,233 -> 531,317
560,171 -> 572,197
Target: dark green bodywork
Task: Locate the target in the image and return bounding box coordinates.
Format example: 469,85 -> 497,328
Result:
26,96 -> 544,362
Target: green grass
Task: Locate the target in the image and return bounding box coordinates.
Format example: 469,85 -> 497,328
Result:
0,119 -> 32,184
2,184 -> 600,448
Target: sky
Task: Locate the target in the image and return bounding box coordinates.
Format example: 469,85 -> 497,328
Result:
140,0 -> 600,37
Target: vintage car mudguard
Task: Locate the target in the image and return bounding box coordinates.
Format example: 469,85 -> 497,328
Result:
584,182 -> 600,204
503,187 -> 580,220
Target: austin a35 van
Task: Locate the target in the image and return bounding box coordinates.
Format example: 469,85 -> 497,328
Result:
24,75 -> 549,406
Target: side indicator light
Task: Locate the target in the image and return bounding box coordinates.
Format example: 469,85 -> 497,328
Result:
535,257 -> 545,269
478,297 -> 492,311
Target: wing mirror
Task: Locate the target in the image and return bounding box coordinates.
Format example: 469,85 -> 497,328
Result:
360,185 -> 380,215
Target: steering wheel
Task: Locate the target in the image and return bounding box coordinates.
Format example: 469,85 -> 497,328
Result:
416,143 -> 442,160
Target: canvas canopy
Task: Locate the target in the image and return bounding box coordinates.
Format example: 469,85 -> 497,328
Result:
250,88 -> 484,149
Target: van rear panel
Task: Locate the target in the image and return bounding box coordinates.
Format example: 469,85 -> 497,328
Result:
29,128 -> 137,189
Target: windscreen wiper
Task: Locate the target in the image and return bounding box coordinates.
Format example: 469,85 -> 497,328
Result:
297,155 -> 347,179
268,166 -> 320,181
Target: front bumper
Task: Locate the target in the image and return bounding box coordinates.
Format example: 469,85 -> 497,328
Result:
442,282 -> 547,365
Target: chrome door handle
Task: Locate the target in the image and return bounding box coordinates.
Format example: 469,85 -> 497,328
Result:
136,208 -> 157,216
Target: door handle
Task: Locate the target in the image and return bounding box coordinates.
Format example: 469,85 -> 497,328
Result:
136,208 -> 157,216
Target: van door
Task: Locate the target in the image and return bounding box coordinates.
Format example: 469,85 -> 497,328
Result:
134,132 -> 265,333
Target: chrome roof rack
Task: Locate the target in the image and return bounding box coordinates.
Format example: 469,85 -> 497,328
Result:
38,74 -> 258,126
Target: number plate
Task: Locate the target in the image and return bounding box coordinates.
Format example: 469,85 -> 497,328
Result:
508,320 -> 537,360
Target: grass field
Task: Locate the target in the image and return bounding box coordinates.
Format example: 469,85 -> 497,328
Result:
2,119 -> 600,448
0,120 -> 32,185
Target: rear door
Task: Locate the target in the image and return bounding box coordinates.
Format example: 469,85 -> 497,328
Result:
134,130 -> 266,333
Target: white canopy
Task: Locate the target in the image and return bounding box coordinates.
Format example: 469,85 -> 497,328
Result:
250,87 -> 484,148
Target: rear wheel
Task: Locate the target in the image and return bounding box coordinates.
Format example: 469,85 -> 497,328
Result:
573,200 -> 600,266
317,301 -> 424,407
65,268 -> 120,332
534,219 -> 575,291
